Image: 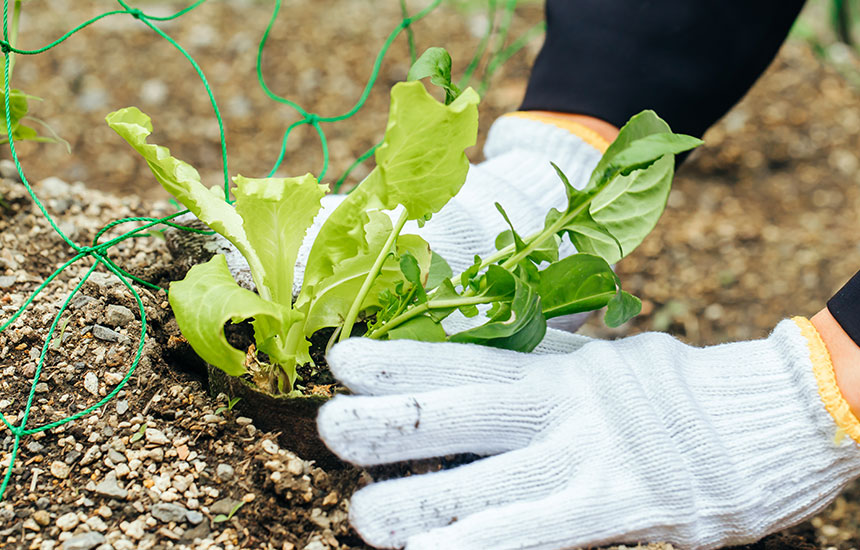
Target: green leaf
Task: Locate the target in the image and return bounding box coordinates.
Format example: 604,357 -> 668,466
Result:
399,251 -> 422,286
587,154 -> 674,260
609,133 -> 703,174
460,255 -> 482,291
426,252 -> 453,290
604,290 -> 642,327
130,423 -> 147,443
301,81 -> 478,293
550,162 -> 588,209
106,107 -> 270,299
538,254 -> 618,318
360,81 -> 479,220
564,211 -> 625,265
449,266 -> 546,352
407,47 -> 462,104
168,255 -> 293,377
299,213 -> 431,336
387,314 -> 447,342
586,110 -> 672,191
494,202 -> 526,252
0,89 -> 33,134
233,174 -> 326,307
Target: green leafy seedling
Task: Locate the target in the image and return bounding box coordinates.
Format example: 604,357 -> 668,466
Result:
107,47 -> 702,394
212,501 -> 245,523
214,396 -> 241,416
130,423 -> 147,444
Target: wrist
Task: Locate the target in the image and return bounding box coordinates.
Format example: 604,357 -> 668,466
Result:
811,307 -> 860,418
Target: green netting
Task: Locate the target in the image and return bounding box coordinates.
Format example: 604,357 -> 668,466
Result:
0,0 -> 545,500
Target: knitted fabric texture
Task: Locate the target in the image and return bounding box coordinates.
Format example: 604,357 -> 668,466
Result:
319,320 -> 860,550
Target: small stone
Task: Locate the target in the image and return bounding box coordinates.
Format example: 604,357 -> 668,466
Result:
114,463 -> 131,478
116,400 -> 129,415
261,439 -> 279,455
122,518 -> 145,540
69,295 -> 98,310
39,176 -> 70,197
83,372 -> 99,396
94,471 -> 127,499
0,159 -> 18,179
215,463 -> 234,481
96,505 -> 112,519
50,460 -> 71,479
92,325 -> 121,343
821,524 -> 840,538
108,449 -> 126,464
36,497 -> 50,510
64,450 -> 82,465
81,445 -> 101,466
33,510 -> 50,526
56,511 -> 79,531
151,503 -> 188,523
145,428 -> 168,446
185,510 -> 203,525
321,491 -> 338,507
26,441 -> 45,454
105,304 -> 134,326
286,458 -> 304,476
0,275 -> 15,288
23,517 -> 41,531
85,515 -> 108,532
61,532 -> 105,550
235,417 -> 252,426
202,414 -> 222,424
34,382 -> 49,393
103,371 -> 124,386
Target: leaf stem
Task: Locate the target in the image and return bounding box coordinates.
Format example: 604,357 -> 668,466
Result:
500,198 -> 592,270
368,294 -> 493,340
8,0 -> 20,77
339,209 -> 409,342
450,196 -> 596,286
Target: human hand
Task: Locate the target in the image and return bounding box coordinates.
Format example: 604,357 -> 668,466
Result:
317,318 -> 860,550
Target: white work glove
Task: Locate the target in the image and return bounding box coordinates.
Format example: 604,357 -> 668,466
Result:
317,317 -> 860,550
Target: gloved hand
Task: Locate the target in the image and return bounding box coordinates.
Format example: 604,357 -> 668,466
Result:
317,317 -> 860,550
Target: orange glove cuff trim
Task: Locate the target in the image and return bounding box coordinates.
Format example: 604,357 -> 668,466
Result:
794,316 -> 860,444
504,112 -> 611,153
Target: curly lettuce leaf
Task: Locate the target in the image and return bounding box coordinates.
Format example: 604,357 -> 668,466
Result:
168,255 -> 293,377
233,174 -> 326,308
106,107 -> 270,299
301,81 -> 479,295
300,210 -> 431,336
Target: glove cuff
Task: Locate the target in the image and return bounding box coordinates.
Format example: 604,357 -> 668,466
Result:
794,316 -> 860,444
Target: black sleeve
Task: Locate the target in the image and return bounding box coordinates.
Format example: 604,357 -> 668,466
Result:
521,0 -> 807,138
828,272 -> 860,345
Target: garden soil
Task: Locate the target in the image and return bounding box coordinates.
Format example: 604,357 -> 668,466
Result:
1,1 -> 859,549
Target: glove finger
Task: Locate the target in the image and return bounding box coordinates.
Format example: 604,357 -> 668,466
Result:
404,468 -> 657,550
347,435 -> 584,549
327,338 -> 535,395
317,379 -> 559,464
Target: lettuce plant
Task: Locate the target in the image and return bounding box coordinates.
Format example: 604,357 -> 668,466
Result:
106,56 -> 701,396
